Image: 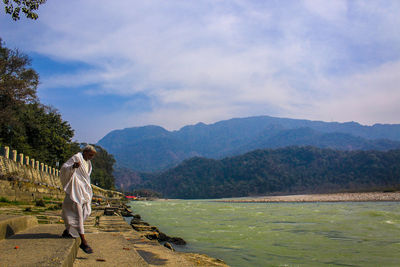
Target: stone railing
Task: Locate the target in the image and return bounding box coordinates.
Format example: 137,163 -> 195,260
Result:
0,146 -> 123,201
0,146 -> 61,185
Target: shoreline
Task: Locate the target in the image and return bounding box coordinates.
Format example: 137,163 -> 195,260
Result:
0,199 -> 229,266
217,191 -> 400,203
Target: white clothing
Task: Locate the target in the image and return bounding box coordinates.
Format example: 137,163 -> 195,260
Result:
81,158 -> 89,174
60,152 -> 93,237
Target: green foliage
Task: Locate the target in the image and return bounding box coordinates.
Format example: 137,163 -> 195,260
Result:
3,0 -> 46,20
132,147 -> 400,199
89,144 -> 116,190
12,103 -> 78,165
0,196 -> 10,202
46,203 -> 61,210
0,197 -> 23,205
0,38 -> 38,128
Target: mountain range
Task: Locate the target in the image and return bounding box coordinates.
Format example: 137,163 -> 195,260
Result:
97,115 -> 400,172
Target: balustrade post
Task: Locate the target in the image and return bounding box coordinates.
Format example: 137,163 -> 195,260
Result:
36,161 -> 40,170
4,146 -> 10,158
12,150 -> 17,161
19,153 -> 24,164
45,165 -> 48,173
40,163 -> 44,172
25,156 -> 30,166
31,159 -> 35,167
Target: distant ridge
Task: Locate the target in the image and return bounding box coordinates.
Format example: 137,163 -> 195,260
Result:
97,115 -> 400,172
126,147 -> 400,199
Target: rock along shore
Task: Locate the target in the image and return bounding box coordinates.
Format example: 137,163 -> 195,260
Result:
218,191 -> 400,203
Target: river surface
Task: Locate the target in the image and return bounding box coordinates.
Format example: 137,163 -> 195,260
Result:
128,200 -> 400,267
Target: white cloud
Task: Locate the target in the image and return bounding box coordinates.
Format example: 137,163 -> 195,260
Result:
304,60 -> 400,124
1,0 -> 400,142
303,0 -> 348,22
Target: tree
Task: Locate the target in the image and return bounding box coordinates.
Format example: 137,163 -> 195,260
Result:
89,144 -> 116,190
19,103 -> 79,165
3,0 -> 46,20
0,38 -> 39,146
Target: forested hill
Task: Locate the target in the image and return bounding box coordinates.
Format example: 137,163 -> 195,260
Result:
132,147 -> 400,199
98,116 -> 400,172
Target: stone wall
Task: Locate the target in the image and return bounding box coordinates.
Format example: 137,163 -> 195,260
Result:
0,146 -> 123,201
92,185 -> 123,199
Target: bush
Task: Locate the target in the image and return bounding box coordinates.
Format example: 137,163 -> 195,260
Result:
35,199 -> 46,207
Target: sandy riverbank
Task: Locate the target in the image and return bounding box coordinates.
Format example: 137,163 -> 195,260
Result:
218,191 -> 400,203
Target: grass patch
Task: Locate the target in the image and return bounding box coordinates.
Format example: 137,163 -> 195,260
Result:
0,196 -> 10,203
0,197 -> 26,205
46,203 -> 62,210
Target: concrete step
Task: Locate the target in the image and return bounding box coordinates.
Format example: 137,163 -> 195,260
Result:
0,215 -> 38,240
0,224 -> 79,267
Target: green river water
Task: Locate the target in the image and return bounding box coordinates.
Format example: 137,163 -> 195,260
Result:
128,200 -> 400,267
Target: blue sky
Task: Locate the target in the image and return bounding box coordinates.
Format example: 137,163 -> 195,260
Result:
1,0 -> 400,143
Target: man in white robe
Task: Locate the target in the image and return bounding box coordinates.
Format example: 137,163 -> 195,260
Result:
60,145 -> 96,254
